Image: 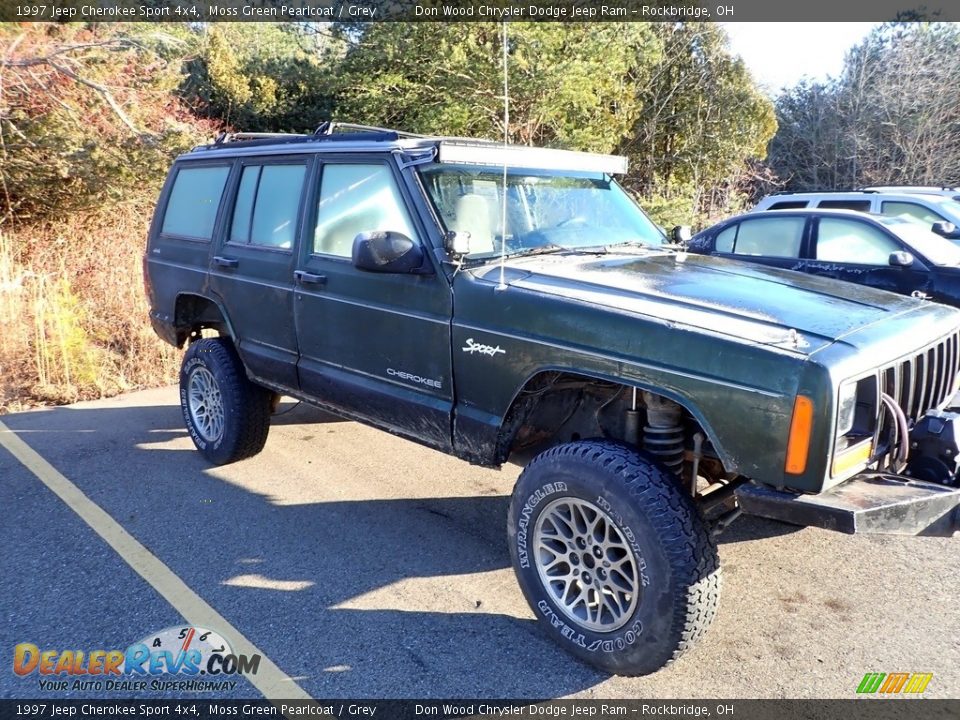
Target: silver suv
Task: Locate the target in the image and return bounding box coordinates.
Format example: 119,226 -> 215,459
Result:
861,186 -> 960,202
753,191 -> 960,240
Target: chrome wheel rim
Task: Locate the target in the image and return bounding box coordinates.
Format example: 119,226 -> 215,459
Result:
533,497 -> 641,632
187,367 -> 224,443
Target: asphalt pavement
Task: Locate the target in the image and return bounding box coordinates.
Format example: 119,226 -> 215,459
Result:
1,387 -> 958,700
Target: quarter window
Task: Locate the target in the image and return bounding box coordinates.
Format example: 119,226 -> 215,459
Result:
816,218 -> 900,264
229,164 -> 306,249
715,225 -> 737,253
727,217 -> 806,257
767,201 -> 809,210
161,166 -> 230,240
314,164 -> 419,257
816,200 -> 871,212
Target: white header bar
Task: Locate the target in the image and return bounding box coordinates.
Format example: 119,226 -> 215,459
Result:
438,142 -> 628,175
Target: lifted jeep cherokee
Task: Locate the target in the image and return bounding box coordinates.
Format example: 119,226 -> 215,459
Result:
145,123 -> 960,676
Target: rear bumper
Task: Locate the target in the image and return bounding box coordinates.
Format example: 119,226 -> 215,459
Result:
736,475 -> 960,536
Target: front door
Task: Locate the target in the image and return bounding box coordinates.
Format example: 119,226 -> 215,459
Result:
293,157 -> 454,450
805,216 -> 930,296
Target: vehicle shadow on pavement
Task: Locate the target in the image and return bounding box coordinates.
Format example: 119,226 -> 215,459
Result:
3,399 -> 810,696
715,516 -> 803,544
2,401 -> 612,697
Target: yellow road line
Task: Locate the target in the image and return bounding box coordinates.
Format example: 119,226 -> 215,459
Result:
0,418 -> 312,702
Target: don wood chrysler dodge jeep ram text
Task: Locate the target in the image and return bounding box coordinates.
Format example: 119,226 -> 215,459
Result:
144,124 -> 960,676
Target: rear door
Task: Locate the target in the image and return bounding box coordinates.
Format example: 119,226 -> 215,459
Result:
293,155 -> 454,450
806,215 -> 930,296
208,155 -> 313,390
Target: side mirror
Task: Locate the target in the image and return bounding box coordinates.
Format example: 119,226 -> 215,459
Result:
352,231 -> 430,274
932,221 -> 960,239
444,230 -> 472,256
889,251 -> 915,268
671,225 -> 692,244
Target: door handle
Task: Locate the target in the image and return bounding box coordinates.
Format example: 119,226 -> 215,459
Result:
212,256 -> 239,269
294,270 -> 327,286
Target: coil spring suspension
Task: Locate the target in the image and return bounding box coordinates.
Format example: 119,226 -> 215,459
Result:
642,391 -> 684,475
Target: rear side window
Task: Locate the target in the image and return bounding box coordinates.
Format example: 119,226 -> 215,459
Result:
816,200 -> 871,212
229,163 -> 306,249
767,201 -> 809,210
161,166 -> 230,240
726,217 -> 806,257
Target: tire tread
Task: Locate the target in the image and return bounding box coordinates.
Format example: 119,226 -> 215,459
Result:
181,338 -> 271,464
516,439 -> 721,675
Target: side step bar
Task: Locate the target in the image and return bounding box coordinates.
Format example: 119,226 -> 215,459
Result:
735,475 -> 960,536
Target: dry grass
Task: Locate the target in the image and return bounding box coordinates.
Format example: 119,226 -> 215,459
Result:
0,204 -> 180,413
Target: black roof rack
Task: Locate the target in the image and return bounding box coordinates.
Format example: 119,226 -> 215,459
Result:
192,121 -> 433,153
770,189 -> 874,195
313,121 -> 430,138
191,122 -> 502,154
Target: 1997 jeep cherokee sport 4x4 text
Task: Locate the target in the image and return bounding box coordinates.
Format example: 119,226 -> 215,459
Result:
145,123 -> 960,676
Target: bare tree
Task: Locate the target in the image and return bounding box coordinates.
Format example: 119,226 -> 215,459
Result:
768,22 -> 960,190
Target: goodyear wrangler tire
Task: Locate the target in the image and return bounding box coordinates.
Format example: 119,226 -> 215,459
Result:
179,338 -> 272,465
507,440 -> 720,676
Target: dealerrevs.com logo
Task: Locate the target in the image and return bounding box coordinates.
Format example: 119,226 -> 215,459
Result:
13,626 -> 260,692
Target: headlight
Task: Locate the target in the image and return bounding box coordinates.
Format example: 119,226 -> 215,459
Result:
837,381 -> 857,437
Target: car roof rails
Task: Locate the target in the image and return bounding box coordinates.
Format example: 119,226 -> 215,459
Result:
769,189 -> 871,195
194,122 -> 421,152
313,121 -> 429,139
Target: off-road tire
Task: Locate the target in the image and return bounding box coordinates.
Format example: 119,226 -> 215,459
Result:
507,439 -> 720,676
179,338 -> 272,465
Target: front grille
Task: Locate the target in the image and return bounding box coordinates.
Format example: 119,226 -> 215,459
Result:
881,331 -> 960,422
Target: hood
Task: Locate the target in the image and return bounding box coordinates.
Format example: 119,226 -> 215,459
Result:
471,250 -> 931,354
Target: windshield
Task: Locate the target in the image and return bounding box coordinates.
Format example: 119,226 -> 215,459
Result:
418,163 -> 665,258
879,217 -> 960,266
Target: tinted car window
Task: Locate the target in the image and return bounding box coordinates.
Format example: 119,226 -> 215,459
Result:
729,217 -> 805,257
314,164 -> 418,257
816,200 -> 871,212
881,201 -> 945,226
250,166 -> 305,248
816,218 -> 900,264
161,166 -> 230,240
768,201 -> 809,210
230,166 -> 260,244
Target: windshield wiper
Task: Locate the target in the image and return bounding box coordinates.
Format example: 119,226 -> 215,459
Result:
509,244 -> 614,258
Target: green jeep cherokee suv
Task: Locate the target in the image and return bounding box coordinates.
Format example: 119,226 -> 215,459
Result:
145,123 -> 960,676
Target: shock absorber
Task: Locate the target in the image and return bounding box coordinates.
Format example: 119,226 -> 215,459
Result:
641,391 -> 684,475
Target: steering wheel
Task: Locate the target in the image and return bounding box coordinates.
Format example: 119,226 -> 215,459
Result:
557,216 -> 589,228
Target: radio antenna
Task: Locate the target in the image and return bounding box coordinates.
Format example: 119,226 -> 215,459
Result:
496,21 -> 509,291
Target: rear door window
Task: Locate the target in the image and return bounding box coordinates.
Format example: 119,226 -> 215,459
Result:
161,165 -> 230,240
228,163 -> 307,250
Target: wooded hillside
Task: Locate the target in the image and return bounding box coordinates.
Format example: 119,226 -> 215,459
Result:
3,20 -> 955,409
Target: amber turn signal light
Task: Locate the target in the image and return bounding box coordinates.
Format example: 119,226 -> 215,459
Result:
785,395 -> 814,475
